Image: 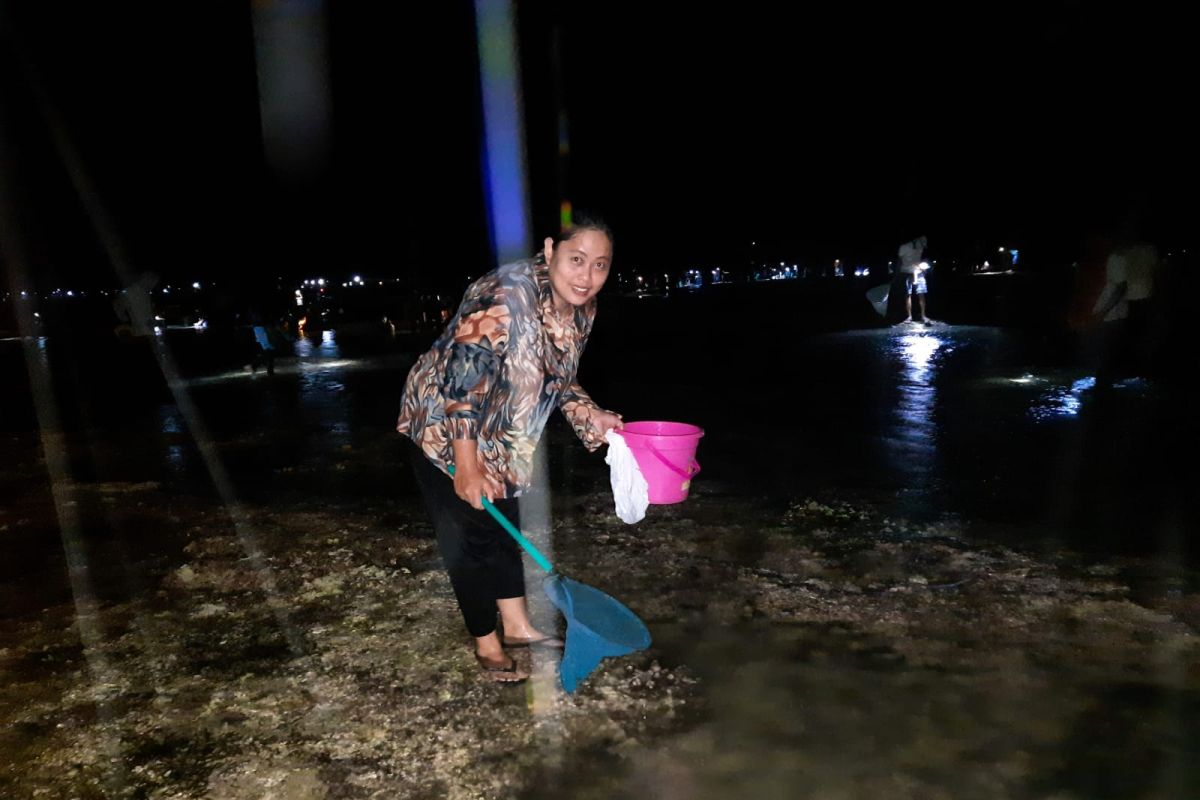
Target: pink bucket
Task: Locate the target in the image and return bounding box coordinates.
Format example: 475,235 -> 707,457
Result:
619,421 -> 704,504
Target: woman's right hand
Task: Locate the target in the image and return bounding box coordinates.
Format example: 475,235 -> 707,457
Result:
450,440 -> 503,510
453,464 -> 501,510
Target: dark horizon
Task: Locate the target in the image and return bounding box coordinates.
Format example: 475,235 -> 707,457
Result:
1,2 -> 1192,293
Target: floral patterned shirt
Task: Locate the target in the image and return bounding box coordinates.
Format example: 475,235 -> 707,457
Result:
396,258 -> 608,496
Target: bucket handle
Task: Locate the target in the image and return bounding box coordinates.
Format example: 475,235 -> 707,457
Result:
645,442 -> 701,481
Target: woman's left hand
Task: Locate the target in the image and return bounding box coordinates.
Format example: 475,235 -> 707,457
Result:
592,409 -> 624,439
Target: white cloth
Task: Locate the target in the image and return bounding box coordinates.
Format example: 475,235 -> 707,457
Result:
604,430 -> 649,524
1094,243 -> 1158,322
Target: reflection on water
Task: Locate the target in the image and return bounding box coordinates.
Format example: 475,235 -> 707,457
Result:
158,404 -> 183,434
296,330 -> 351,447
898,333 -> 943,383
887,333 -> 947,482
294,329 -> 341,361
157,404 -> 188,475
1029,374 -> 1155,422
1031,376 -> 1096,421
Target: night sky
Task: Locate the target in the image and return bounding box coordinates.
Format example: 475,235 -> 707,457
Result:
1,1 -> 1192,292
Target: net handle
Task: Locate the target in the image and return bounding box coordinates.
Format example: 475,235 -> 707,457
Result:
446,465 -> 554,573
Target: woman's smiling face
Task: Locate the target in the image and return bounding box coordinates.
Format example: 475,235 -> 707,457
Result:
544,229 -> 613,313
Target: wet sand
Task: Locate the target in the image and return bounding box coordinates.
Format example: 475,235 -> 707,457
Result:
3,466 -> 1198,798
2,323 -> 1198,798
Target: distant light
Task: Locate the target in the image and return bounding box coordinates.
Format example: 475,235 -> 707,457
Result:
153,326 -> 163,336
66,290 -> 74,297
295,290 -> 302,297
317,278 -> 326,286
998,247 -> 1006,252
353,275 -> 362,284
193,281 -> 201,290
33,312 -> 40,318
163,287 -> 170,294
193,319 -> 208,330
20,291 -> 27,297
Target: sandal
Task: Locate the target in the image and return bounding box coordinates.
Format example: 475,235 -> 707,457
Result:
475,653 -> 527,683
501,634 -> 564,649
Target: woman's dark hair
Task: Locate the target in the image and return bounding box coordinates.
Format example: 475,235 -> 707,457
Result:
550,214 -> 614,252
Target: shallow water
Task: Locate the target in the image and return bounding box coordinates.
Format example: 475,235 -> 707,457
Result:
2,316 -> 1197,798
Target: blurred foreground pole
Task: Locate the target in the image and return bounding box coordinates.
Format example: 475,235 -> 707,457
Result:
474,0 -> 557,704
474,0 -> 532,263
251,0 -> 331,181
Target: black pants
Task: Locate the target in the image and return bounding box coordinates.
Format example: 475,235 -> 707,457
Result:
409,443 -> 525,637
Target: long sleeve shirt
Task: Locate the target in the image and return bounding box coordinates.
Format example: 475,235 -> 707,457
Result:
396,257 -> 608,496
